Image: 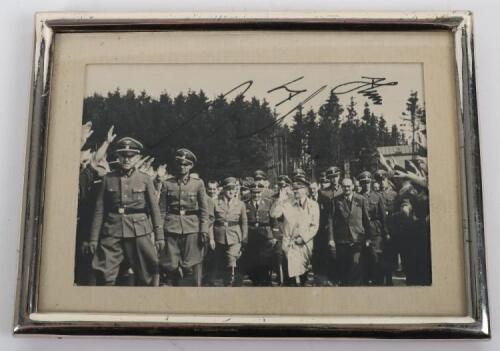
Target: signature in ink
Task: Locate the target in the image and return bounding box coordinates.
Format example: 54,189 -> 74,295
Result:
150,75 -> 398,149
330,77 -> 398,105
235,76 -> 326,139
267,76 -> 308,107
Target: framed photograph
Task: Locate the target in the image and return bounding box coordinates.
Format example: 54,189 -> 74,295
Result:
14,11 -> 489,338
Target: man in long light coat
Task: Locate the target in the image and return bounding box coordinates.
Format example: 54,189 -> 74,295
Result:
270,175 -> 319,286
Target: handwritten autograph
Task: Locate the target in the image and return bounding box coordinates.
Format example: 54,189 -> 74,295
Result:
150,75 -> 398,148
330,77 -> 398,105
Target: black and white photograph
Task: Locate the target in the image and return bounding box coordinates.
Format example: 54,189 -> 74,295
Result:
76,63 -> 431,288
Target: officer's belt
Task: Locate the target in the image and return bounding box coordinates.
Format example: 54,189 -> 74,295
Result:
248,221 -> 270,228
168,209 -> 199,216
111,208 -> 147,215
214,220 -> 240,227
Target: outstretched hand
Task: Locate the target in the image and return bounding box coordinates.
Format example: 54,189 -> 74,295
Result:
81,121 -> 93,148
106,125 -> 117,144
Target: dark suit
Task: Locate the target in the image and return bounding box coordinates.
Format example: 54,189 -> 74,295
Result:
330,193 -> 372,286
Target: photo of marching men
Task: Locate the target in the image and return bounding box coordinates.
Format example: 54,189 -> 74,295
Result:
76,63 -> 431,287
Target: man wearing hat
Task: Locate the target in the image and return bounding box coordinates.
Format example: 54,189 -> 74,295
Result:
239,177 -> 254,204
253,169 -> 274,200
269,174 -> 293,285
158,148 -> 209,286
320,166 -> 343,200
211,177 -> 248,286
244,183 -> 275,286
270,175 -> 319,286
358,171 -> 388,286
330,178 -> 373,286
311,166 -> 342,286
89,137 -> 164,286
374,169 -> 398,285
319,171 -> 331,190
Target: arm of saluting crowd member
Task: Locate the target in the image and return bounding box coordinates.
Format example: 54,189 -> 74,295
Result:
89,176 -> 106,242
270,198 -> 285,218
240,201 -> 248,243
146,176 -> 164,241
300,200 -> 320,243
93,125 -> 116,165
197,181 -> 209,234
406,172 -> 428,188
93,140 -> 110,166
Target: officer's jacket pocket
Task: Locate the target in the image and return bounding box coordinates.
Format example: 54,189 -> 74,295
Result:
132,185 -> 146,200
186,191 -> 198,210
132,215 -> 152,236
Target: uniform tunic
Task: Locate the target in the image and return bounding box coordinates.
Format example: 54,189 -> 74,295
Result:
212,196 -> 248,267
159,174 -> 209,271
90,168 -> 163,286
244,198 -> 276,267
362,190 -> 387,251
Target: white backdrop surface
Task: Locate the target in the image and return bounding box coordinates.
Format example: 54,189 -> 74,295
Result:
0,1 -> 498,350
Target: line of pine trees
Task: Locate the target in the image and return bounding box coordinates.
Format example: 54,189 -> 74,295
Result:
82,88 -> 424,181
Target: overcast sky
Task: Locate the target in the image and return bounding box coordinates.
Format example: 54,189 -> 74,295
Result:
86,63 -> 424,129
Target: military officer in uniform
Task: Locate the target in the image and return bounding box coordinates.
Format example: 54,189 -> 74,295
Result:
269,175 -> 293,285
320,166 -> 343,199
374,169 -> 398,285
245,183 -> 275,286
315,166 -> 342,285
254,169 -> 274,200
89,137 -> 164,286
358,171 -> 388,285
211,177 -> 248,286
159,148 -> 209,286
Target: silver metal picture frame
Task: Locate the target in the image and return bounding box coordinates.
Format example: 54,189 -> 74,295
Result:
13,11 -> 489,339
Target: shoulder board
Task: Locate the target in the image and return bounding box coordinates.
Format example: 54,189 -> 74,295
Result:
138,168 -> 150,175
190,173 -> 200,180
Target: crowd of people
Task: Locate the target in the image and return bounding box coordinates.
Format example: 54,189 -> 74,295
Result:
76,122 -> 431,287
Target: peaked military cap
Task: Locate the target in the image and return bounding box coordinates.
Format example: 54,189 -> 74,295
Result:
325,166 -> 341,177
254,169 -> 267,180
222,177 -> 238,189
292,175 -> 310,189
319,171 -> 330,183
175,148 -> 197,165
240,177 -> 255,191
249,183 -> 265,193
115,137 -> 143,154
292,168 -> 306,178
358,171 -> 372,183
277,175 -> 292,186
374,169 -> 388,181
